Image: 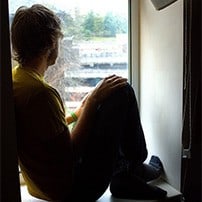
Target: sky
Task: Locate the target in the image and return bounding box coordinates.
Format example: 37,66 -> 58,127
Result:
9,0 -> 128,16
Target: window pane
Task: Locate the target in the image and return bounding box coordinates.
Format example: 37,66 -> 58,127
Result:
9,0 -> 129,111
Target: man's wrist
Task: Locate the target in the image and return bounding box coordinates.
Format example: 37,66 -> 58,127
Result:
70,112 -> 78,121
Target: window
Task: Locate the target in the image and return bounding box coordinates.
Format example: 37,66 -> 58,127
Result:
9,0 -> 130,112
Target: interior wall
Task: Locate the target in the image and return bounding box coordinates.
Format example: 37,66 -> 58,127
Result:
139,0 -> 183,190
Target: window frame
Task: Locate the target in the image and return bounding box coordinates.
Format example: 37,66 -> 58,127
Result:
129,0 -> 140,104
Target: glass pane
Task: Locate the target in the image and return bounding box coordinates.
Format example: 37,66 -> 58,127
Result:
9,0 -> 129,111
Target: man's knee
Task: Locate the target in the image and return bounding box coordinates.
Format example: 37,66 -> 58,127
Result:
111,83 -> 136,105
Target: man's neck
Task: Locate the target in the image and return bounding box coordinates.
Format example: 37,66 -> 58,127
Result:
23,55 -> 48,76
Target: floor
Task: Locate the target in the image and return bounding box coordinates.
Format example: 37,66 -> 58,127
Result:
20,178 -> 182,202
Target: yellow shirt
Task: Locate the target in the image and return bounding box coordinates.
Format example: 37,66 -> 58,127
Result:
12,66 -> 73,201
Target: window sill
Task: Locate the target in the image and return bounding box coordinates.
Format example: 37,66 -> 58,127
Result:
20,178 -> 182,202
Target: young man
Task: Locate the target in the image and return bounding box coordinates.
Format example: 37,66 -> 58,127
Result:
11,4 -> 167,201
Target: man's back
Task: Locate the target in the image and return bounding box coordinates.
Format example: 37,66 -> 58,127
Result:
12,66 -> 73,201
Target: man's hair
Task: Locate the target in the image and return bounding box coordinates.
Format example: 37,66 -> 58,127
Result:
11,4 -> 63,65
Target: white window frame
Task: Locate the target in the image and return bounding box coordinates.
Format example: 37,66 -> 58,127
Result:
129,0 -> 140,105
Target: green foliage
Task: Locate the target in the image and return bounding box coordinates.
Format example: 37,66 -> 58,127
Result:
56,9 -> 127,39
103,12 -> 116,37
82,11 -> 104,38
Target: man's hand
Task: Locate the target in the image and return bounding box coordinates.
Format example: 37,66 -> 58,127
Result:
86,74 -> 127,105
69,75 -> 127,123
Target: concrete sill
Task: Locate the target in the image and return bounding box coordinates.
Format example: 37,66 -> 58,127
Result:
21,178 -> 182,202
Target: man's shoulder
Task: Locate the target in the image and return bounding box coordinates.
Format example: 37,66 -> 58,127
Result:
12,68 -> 59,106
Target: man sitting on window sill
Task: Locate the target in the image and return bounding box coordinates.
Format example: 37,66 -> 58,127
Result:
11,4 -> 167,202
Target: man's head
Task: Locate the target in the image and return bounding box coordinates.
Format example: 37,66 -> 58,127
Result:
11,4 -> 63,66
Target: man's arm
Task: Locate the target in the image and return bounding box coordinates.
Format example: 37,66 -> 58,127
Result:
69,75 -> 127,157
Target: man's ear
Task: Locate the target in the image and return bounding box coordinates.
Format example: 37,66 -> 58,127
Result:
53,40 -> 59,49
46,43 -> 59,66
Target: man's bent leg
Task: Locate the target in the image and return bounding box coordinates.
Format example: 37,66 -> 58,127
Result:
119,85 -> 148,166
70,83 -> 147,201
108,86 -> 167,200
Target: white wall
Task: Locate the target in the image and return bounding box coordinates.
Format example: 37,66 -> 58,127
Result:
139,0 -> 183,190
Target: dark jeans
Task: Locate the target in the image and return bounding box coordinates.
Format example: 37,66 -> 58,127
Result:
66,83 -> 147,202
